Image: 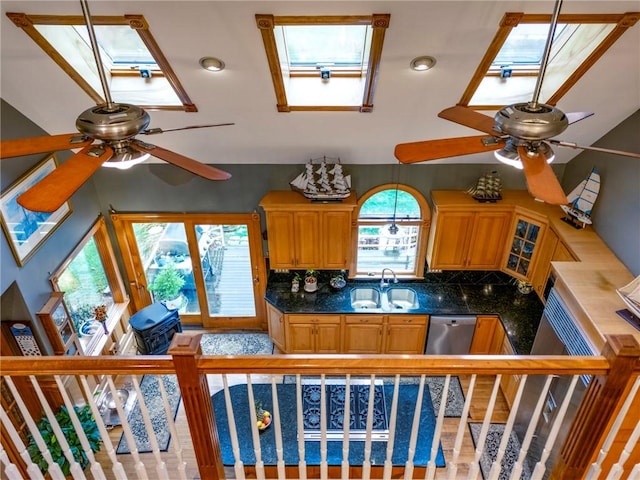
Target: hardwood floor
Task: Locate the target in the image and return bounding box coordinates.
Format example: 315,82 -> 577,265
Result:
92,372 -> 510,479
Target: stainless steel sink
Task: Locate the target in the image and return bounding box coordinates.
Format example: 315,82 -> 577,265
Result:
350,288 -> 381,309
386,288 -> 419,309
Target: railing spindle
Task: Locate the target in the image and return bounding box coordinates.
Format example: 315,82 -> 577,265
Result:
404,374 -> 426,480
587,375 -> 640,479
604,395 -> 640,480
468,374 -> 502,480
54,375 -> 106,480
428,374 -> 450,479
509,375 -> 553,480
271,376 -> 286,479
362,375 -> 376,479
320,374 -> 328,480
78,375 -> 127,480
341,374 -> 352,480
157,375 -> 188,480
246,375 -> 266,479
449,374 -> 477,480
106,375 -> 148,480
531,375 -> 580,479
131,375 -> 169,479
488,375 -> 528,480
28,375 -> 85,479
295,374 -> 308,480
0,408 -> 45,479
0,445 -> 25,480
222,374 -> 246,480
383,375 -> 401,480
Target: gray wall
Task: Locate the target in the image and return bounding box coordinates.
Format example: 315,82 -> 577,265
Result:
1,97 -> 638,333
561,110 -> 640,276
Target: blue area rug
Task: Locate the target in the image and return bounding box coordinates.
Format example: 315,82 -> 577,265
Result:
212,383 -> 446,467
469,423 -> 532,480
116,374 -> 180,454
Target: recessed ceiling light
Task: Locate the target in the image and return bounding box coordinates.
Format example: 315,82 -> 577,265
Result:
410,56 -> 436,71
199,57 -> 225,72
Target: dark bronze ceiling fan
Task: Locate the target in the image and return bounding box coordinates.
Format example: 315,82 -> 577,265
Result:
394,0 -> 640,205
0,0 -> 233,213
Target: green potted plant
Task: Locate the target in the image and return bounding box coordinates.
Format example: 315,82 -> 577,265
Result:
148,264 -> 186,307
27,405 -> 101,476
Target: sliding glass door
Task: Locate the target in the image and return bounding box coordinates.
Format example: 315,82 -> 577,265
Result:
112,213 -> 266,328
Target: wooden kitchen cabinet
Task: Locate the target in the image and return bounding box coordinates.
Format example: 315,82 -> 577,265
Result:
499,334 -> 521,409
531,228 -> 578,302
287,314 -> 341,353
344,315 -> 384,353
428,208 -> 512,270
384,315 -> 428,354
266,303 -> 286,352
37,292 -> 82,356
502,212 -> 547,282
260,191 -> 357,270
469,315 -> 502,354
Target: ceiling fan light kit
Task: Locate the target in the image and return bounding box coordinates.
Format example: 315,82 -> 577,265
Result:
410,55 -> 436,71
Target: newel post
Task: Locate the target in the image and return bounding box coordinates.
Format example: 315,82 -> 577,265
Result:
169,333 -> 225,480
550,334 -> 640,479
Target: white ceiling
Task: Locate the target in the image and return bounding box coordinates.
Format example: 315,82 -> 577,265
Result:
1,1 -> 639,167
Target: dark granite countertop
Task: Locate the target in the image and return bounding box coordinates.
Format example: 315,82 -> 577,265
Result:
264,271 -> 544,355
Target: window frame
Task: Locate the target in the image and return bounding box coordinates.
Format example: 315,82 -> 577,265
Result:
350,184 -> 431,279
255,14 -> 390,112
6,12 -> 196,112
50,216 -> 129,355
459,12 -> 639,109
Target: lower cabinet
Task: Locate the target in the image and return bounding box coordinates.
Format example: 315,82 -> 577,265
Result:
384,315 -> 428,354
343,315 -> 384,353
287,314 -> 341,353
499,335 -> 521,408
469,315 -> 502,354
268,306 -> 429,354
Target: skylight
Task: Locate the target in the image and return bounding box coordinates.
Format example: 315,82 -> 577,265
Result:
256,14 -> 390,112
460,12 -> 638,109
281,25 -> 370,69
7,13 -> 195,111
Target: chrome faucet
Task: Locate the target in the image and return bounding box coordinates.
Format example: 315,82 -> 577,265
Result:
380,268 -> 398,288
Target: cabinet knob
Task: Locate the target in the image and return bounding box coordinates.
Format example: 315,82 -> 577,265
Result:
360,318 -> 368,323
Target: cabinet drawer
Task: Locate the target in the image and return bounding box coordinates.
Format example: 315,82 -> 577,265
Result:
387,315 -> 428,325
344,315 -> 384,324
288,315 -> 341,324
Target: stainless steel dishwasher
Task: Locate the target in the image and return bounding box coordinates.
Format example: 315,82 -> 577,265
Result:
425,315 -> 477,354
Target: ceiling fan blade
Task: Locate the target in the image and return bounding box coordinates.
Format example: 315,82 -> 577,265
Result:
438,105 -> 503,136
517,145 -> 567,205
1,134 -> 92,159
565,112 -> 594,125
141,123 -> 235,135
395,136 -> 504,163
131,140 -> 231,180
549,140 -> 640,159
17,144 -> 113,212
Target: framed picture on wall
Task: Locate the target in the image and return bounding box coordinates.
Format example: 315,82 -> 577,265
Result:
0,154 -> 72,266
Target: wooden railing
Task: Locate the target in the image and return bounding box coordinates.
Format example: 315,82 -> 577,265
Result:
1,333 -> 638,479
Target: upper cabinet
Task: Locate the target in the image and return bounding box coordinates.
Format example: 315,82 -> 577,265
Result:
37,292 -> 82,356
428,194 -> 512,270
260,191 -> 357,270
502,211 -> 547,282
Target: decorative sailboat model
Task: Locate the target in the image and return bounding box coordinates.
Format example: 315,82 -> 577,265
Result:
560,167 -> 600,229
290,156 -> 352,201
466,171 -> 502,202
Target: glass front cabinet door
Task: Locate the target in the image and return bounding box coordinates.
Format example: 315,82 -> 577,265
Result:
37,292 -> 83,356
503,214 -> 546,281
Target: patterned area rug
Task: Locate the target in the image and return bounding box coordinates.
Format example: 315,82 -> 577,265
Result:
116,374 -> 180,454
116,333 -> 273,454
284,375 -> 465,417
469,423 -> 532,480
200,332 -> 274,355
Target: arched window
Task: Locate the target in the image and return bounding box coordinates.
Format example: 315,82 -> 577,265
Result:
351,184 -> 430,278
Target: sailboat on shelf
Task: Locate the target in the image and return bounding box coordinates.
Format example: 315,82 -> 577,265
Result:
466,170 -> 502,202
290,157 -> 351,200
560,167 -> 600,229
